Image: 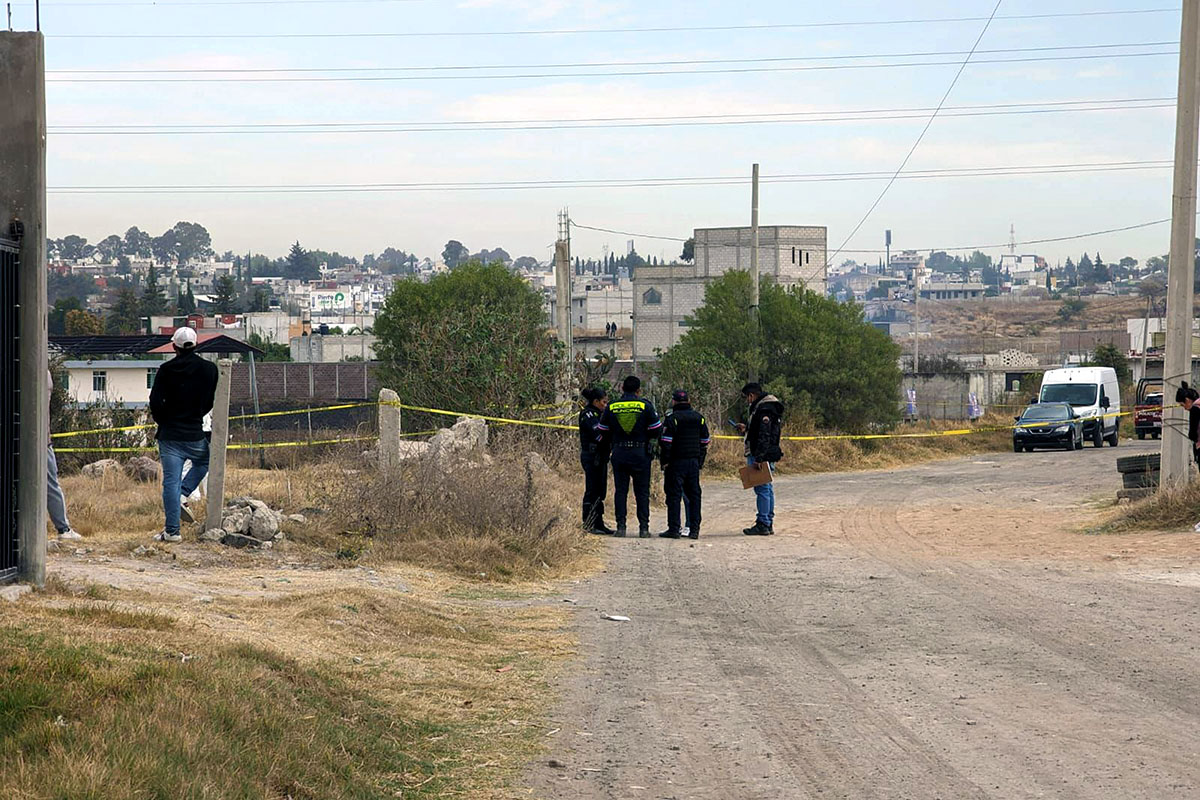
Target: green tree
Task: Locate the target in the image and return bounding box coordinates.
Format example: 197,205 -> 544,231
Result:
1089,343 -> 1131,385
95,234 -> 123,262
168,221 -> 213,264
123,226 -> 152,258
57,235 -> 91,260
141,264 -> 168,317
64,309 -> 104,336
373,261 -> 562,415
106,287 -> 143,334
213,275 -> 238,313
1057,297 -> 1087,325
442,240 -> 469,269
681,237 -> 695,263
49,297 -> 83,335
666,271 -> 902,431
178,281 -> 197,315
285,241 -> 318,281
248,287 -> 272,313
247,332 -> 291,361
650,345 -> 740,428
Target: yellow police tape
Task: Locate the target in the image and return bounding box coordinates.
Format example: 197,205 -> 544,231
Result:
52,398 -> 1157,450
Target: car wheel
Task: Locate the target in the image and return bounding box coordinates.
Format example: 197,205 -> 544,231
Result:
1138,432 -> 1146,440
1013,441 -> 1021,453
1093,425 -> 1104,447
1075,432 -> 1084,450
1107,430 -> 1120,447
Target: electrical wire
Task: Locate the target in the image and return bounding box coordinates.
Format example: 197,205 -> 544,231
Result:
44,50 -> 1178,83
47,99 -> 1176,135
46,160 -> 1173,194
47,7 -> 1177,37
825,0 -> 1003,269
47,41 -> 1175,74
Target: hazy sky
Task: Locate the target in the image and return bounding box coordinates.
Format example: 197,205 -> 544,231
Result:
20,0 -> 1187,265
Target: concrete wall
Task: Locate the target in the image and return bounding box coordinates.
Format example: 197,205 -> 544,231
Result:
694,225 -> 828,292
230,361 -> 377,402
290,334 -> 377,362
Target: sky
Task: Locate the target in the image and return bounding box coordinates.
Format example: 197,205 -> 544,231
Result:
15,0 -> 1189,266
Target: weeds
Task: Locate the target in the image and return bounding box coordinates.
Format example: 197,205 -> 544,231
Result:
1099,479 -> 1200,533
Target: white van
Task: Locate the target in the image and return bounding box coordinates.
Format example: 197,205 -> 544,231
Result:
1038,366 -> 1121,447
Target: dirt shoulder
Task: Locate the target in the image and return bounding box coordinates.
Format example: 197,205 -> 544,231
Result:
526,440 -> 1200,799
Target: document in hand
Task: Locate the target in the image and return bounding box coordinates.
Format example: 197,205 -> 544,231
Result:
739,463 -> 772,490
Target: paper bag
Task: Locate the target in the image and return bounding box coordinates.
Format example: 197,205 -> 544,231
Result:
739,463 -> 772,490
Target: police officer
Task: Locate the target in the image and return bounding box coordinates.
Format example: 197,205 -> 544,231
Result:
578,386 -> 615,535
658,389 -> 710,540
596,375 -> 662,537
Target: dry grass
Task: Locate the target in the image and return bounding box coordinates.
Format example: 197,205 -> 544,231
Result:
1097,479 -> 1200,533
2,572 -> 576,800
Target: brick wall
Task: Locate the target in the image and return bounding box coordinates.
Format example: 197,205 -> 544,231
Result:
230,361 -> 379,403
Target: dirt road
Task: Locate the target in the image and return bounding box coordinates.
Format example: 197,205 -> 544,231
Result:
525,442 -> 1200,799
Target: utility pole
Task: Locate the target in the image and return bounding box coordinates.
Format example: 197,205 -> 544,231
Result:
913,265 -> 921,377
1162,0 -> 1200,489
555,209 -> 573,366
749,163 -> 760,381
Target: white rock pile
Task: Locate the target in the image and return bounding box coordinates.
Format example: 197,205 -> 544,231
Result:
203,496 -> 287,549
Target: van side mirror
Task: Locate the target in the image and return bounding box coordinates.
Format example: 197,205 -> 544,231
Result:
1014,416 -> 1021,422
1101,395 -> 1110,409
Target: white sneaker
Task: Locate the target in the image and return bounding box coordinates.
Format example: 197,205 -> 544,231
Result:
154,530 -> 182,543
179,498 -> 195,524
58,529 -> 82,540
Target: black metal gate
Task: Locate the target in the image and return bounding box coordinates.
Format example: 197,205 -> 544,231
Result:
0,224 -> 21,583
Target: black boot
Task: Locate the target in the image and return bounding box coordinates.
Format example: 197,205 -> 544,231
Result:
657,529 -> 681,539
614,525 -> 627,538
743,522 -> 773,536
638,525 -> 651,538
687,530 -> 699,540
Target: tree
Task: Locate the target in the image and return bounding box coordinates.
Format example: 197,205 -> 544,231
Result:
151,233 -> 177,266
1078,252 -> 1095,284
472,247 -> 511,265
213,275 -> 238,313
285,241 -> 318,281
441,240 -> 469,269
1057,297 -> 1087,325
650,345 -> 739,429
368,247 -> 414,274
1118,256 -> 1138,277
681,237 -> 695,263
1092,252 -> 1109,284
49,297 -> 83,335
47,271 -> 96,306
57,235 -> 90,260
169,221 -> 213,264
64,309 -> 104,336
248,287 -> 272,313
106,287 -> 143,334
96,234 -> 124,263
1146,255 -> 1167,274
1089,342 -> 1131,385
665,271 -> 902,431
373,261 -> 562,415
247,332 -> 291,362
141,264 -> 168,317
512,256 -> 539,271
123,226 -> 152,258
178,281 -> 197,315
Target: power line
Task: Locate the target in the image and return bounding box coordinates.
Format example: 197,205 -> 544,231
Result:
26,0 -> 428,5
47,7 -> 1177,38
44,50 -> 1178,83
826,0 -> 1004,269
46,41 -> 1175,74
47,99 -> 1176,135
46,160 -> 1173,194
570,217 -> 1174,255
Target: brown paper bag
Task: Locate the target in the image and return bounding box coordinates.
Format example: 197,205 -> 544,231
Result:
739,463 -> 772,490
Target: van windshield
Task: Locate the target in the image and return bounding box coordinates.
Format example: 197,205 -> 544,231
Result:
1041,383 -> 1098,406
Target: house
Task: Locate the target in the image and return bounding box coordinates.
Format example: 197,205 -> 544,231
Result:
632,225 -> 828,359
63,360 -> 164,409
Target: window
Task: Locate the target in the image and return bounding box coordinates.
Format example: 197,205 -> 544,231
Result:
146,369 -> 156,389
791,247 -> 796,264
642,288 -> 662,306
805,251 -> 810,264
92,370 -> 107,394
677,320 -> 692,328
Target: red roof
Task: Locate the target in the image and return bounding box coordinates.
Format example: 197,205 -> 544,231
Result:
148,332 -> 243,353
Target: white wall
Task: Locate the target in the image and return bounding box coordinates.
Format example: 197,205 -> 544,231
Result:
66,362 -> 159,407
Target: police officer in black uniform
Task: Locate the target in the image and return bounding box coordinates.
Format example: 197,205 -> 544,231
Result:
596,375 -> 662,537
578,386 -> 615,535
658,390 -> 710,540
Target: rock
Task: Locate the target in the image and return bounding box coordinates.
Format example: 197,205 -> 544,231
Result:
286,513 -> 307,525
221,506 -> 253,536
124,456 -> 161,482
0,585 -> 31,602
547,759 -> 567,770
525,451 -> 554,479
427,417 -> 488,463
47,540 -> 60,553
396,440 -> 431,460
199,529 -> 224,542
81,458 -> 121,478
248,507 -> 281,541
132,545 -> 149,557
273,532 -> 286,541
194,595 -> 214,604
221,533 -> 264,549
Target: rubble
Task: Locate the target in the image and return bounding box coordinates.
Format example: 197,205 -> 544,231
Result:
81,458 -> 121,478
124,456 -> 161,482
212,496 -> 285,548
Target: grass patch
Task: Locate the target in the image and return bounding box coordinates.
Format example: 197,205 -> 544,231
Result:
1095,479 -> 1200,533
48,603 -> 177,631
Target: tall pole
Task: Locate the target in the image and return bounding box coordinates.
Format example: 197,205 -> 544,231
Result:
555,209 -> 573,366
913,267 -> 921,377
749,163 -> 760,381
1162,0 -> 1200,489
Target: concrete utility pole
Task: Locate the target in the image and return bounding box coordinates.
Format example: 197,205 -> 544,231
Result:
749,163 -> 760,382
555,209 -> 573,364
204,360 -> 232,532
1,31 -> 48,586
1162,0 -> 1200,489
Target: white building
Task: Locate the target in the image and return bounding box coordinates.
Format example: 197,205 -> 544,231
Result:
63,360 -> 162,408
631,225 -> 828,359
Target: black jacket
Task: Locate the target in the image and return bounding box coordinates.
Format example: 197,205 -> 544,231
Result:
597,393 -> 662,452
745,394 -> 784,462
1190,405 -> 1200,444
150,350 -> 218,442
660,405 -> 710,467
579,405 -> 610,462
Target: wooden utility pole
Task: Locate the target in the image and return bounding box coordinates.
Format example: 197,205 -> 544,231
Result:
1162,0 -> 1200,488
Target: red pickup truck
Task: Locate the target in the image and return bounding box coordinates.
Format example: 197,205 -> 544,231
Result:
1134,378 -> 1163,440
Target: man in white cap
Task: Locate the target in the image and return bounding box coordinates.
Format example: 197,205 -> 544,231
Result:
149,326 -> 218,542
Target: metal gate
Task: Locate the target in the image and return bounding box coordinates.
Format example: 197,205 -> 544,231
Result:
0,224 -> 21,583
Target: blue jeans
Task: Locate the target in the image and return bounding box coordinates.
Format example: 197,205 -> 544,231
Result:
47,445 -> 71,533
747,456 -> 774,527
159,439 -> 210,534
